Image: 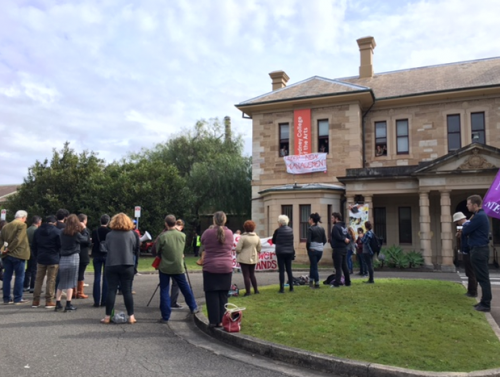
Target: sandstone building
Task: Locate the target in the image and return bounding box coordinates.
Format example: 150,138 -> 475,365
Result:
235,37 -> 500,270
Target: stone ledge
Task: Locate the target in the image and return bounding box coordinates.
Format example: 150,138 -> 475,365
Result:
193,311 -> 500,377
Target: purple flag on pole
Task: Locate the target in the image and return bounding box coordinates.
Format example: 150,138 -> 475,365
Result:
483,169 -> 500,220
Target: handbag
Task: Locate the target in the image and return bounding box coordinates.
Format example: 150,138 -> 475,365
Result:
95,230 -> 108,253
222,303 -> 245,333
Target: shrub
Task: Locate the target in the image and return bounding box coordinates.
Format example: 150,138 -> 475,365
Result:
407,250 -> 425,268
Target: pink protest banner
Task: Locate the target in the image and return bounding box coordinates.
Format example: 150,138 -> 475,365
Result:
483,169 -> 500,220
232,236 -> 277,271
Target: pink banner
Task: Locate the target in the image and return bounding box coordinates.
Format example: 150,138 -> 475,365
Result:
232,236 -> 277,271
483,169 -> 500,219
284,153 -> 327,174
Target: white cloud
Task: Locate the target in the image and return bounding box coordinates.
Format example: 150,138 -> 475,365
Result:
0,0 -> 499,184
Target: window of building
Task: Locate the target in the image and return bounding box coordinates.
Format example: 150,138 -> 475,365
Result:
299,205 -> 311,241
396,119 -> 409,154
471,112 -> 485,144
398,207 -> 412,244
375,121 -> 387,157
279,123 -> 289,157
318,119 -> 329,153
281,205 -> 293,229
373,207 -> 387,244
447,114 -> 461,152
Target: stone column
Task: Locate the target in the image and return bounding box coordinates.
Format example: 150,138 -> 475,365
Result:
440,190 -> 455,272
364,195 -> 373,225
419,191 -> 433,269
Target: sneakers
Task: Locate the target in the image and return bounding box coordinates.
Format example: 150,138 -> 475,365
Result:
64,304 -> 77,312
191,307 -> 200,314
3,301 -> 13,305
14,299 -> 29,305
171,303 -> 183,309
158,318 -> 169,324
32,300 -> 40,308
45,301 -> 56,309
474,304 -> 491,312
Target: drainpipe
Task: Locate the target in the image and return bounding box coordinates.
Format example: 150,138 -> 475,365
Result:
361,91 -> 376,169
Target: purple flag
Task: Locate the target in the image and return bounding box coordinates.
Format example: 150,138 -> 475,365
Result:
483,169 -> 500,220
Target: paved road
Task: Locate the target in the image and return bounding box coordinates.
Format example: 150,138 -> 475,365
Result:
2,267 -> 499,377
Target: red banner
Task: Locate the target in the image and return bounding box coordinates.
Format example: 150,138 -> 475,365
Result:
294,109 -> 311,155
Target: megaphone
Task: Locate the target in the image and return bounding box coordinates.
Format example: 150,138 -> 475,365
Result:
140,231 -> 152,243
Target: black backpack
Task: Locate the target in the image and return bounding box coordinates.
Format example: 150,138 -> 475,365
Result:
369,233 -> 382,256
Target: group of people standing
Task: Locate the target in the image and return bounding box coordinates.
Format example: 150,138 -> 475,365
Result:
1,209 -> 140,324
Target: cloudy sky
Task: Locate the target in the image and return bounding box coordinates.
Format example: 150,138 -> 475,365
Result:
1,0 -> 499,184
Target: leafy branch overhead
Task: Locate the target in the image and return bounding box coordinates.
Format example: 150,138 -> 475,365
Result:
5,118 -> 251,239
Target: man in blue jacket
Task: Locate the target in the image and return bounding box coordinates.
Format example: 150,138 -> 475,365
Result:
462,195 -> 491,312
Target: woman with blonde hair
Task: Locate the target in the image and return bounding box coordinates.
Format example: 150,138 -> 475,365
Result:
55,214 -> 90,312
101,213 -> 139,324
235,220 -> 261,296
201,211 -> 234,328
272,214 -> 294,293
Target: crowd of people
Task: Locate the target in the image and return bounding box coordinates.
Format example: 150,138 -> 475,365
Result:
1,193 -> 493,327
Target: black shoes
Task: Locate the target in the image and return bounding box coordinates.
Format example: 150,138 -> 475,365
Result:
364,280 -> 375,284
474,304 -> 491,312
465,292 -> 478,298
278,289 -> 284,294
64,304 -> 77,312
54,302 -> 63,312
171,303 -> 183,309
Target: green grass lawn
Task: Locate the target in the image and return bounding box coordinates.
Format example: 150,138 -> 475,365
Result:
224,279 -> 500,373
86,256 -> 202,273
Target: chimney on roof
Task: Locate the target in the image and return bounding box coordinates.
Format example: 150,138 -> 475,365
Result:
269,70 -> 290,91
356,36 -> 376,78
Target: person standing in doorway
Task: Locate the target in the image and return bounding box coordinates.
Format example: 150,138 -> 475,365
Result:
462,195 -> 492,312
453,212 -> 477,298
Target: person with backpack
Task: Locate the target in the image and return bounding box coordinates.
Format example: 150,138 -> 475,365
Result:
361,221 -> 377,284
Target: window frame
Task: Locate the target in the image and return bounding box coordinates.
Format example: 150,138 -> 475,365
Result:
317,119 -> 329,154
374,121 -> 387,157
373,207 -> 387,245
447,114 -> 461,152
299,205 -> 311,242
471,112 -> 485,144
398,207 -> 412,244
396,119 -> 409,155
279,123 -> 290,157
281,205 -> 293,230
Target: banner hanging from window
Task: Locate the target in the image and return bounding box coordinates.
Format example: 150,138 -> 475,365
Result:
284,153 -> 327,174
483,169 -> 500,220
294,109 -> 311,155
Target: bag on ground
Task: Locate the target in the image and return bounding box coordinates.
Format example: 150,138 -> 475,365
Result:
222,303 -> 245,333
228,284 -> 239,297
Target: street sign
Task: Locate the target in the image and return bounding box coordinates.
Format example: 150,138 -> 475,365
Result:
0,209 -> 6,221
134,206 -> 141,218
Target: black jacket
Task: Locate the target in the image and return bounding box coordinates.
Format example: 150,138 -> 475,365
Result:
60,232 -> 89,257
272,226 -> 294,255
330,221 -> 350,249
32,224 -> 62,265
306,225 -> 327,252
91,227 -> 111,258
79,228 -> 91,264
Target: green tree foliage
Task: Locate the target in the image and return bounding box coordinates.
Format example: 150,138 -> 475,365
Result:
5,118 -> 251,239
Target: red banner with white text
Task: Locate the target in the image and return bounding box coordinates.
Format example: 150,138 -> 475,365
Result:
294,109 -> 311,155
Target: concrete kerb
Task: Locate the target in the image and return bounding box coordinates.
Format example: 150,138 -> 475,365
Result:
193,308 -> 500,377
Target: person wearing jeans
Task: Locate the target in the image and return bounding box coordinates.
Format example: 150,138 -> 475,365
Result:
1,210 -> 30,304
101,213 -> 139,324
330,212 -> 351,288
156,214 -> 198,322
361,221 -> 376,284
272,214 -> 295,293
462,195 -> 492,312
306,213 -> 327,289
91,215 -> 111,307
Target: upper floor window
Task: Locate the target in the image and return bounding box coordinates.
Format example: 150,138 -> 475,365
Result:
396,119 -> 409,154
471,112 -> 485,144
279,123 -> 289,157
375,121 -> 387,157
447,114 -> 461,152
318,119 -> 329,154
